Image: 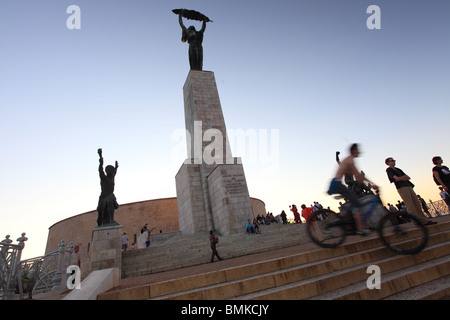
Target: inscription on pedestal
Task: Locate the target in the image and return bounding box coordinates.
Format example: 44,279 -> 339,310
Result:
208,164 -> 253,235
222,172 -> 246,196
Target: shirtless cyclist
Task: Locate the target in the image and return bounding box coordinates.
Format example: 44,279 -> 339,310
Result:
328,143 -> 377,235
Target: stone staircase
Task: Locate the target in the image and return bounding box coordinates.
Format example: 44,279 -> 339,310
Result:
121,222 -> 311,278
99,217 -> 450,300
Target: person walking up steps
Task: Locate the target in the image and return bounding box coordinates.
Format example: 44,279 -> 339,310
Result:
209,230 -> 223,263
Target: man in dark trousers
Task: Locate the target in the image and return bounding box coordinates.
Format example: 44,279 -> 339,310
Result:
209,230 -> 223,263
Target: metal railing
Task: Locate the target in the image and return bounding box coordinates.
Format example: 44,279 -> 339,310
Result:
0,233 -> 28,300
427,199 -> 449,217
0,235 -> 74,300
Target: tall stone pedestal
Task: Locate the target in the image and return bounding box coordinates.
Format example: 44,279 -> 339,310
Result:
90,224 -> 122,272
176,70 -> 254,236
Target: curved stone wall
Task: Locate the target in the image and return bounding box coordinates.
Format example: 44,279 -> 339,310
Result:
45,197 -> 266,275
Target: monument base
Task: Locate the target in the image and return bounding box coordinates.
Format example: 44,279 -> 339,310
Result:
176,158 -> 254,236
90,224 -> 123,273
208,163 -> 254,236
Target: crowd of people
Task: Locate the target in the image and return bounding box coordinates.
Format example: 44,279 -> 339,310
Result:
285,202 -> 328,224
245,213 -> 279,235
243,201 -> 333,233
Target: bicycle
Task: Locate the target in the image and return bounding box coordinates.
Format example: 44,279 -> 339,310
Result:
306,192 -> 429,255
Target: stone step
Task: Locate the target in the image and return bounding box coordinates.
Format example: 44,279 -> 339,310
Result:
234,242 -> 450,300
155,238 -> 450,300
120,223 -> 312,278
123,220 -> 448,264
98,223 -> 450,300
306,254 -> 450,300
382,274 -> 450,300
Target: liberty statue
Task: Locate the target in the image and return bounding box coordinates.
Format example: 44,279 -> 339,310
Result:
173,9 -> 212,70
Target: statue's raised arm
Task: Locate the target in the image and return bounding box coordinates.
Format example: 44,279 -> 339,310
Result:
178,10 -> 187,31
200,20 -> 206,33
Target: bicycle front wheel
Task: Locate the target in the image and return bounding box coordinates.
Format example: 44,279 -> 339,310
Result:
307,209 -> 347,248
377,212 -> 428,255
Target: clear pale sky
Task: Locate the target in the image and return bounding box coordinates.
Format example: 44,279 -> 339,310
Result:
1,0 -> 449,260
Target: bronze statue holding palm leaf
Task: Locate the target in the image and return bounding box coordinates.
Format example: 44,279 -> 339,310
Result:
173,9 -> 212,70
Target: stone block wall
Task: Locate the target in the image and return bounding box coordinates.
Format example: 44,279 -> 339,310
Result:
208,163 -> 254,235
90,225 -> 122,272
175,163 -> 206,234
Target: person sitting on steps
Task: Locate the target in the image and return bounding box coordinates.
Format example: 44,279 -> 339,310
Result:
246,219 -> 256,235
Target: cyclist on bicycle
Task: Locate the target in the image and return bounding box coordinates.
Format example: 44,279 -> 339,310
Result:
327,143 -> 378,235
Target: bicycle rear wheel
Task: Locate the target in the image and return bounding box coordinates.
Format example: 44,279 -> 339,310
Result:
377,212 -> 428,255
307,209 -> 347,248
